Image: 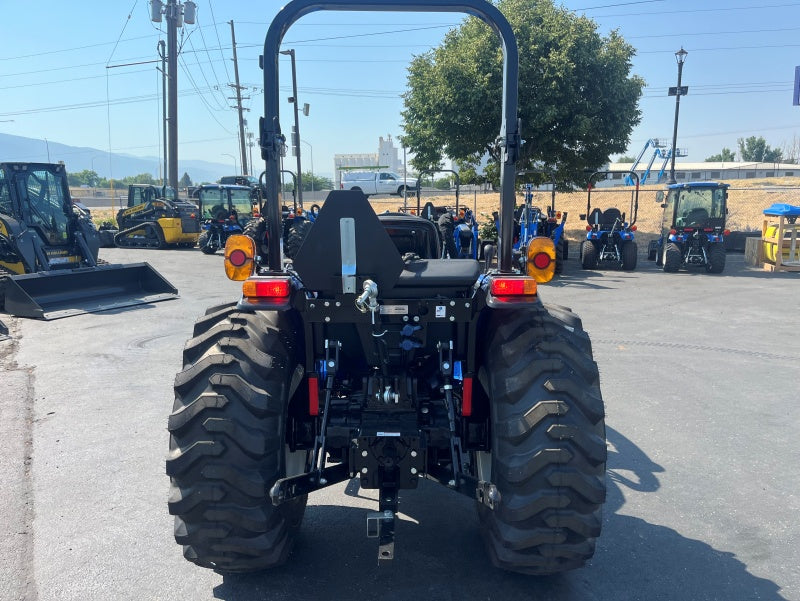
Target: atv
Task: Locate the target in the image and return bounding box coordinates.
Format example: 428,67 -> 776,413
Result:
647,181 -> 729,273
579,170 -> 639,271
167,0 -> 605,576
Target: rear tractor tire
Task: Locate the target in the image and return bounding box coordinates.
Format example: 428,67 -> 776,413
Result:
580,240 -> 597,270
284,219 -> 313,260
663,242 -> 682,272
476,304 -> 606,575
197,231 -> 217,255
706,243 -> 726,274
621,240 -> 637,271
167,304 -> 307,573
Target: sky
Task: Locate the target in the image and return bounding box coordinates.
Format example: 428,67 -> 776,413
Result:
2,0 -> 800,182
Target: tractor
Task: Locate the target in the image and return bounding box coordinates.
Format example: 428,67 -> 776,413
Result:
195,184 -> 261,254
579,170 -> 639,271
166,0 -> 606,576
647,181 -> 729,273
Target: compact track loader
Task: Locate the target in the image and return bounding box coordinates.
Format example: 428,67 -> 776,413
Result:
114,184 -> 200,248
0,162 -> 177,319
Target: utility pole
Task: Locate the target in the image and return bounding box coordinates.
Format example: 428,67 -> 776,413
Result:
166,0 -> 179,191
150,0 -> 195,193
158,40 -> 167,188
229,21 -> 248,175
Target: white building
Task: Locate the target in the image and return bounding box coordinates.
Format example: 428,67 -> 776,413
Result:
334,134 -> 408,186
600,161 -> 800,186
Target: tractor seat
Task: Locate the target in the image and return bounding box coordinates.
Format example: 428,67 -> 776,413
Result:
389,259 -> 481,298
685,208 -> 709,226
602,208 -> 622,226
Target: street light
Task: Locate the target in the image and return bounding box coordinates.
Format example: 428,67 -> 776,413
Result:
300,139 -> 314,194
222,153 -> 238,174
668,47 -> 688,184
280,48 -> 303,207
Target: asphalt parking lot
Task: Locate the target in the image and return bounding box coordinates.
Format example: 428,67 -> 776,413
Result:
1,247 -> 798,601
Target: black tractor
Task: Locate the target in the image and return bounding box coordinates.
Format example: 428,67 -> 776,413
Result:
166,0 -> 606,576
647,181 -> 729,273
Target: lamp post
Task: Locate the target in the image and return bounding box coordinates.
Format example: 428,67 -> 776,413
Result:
300,139 -> 314,195
44,138 -> 51,162
280,48 -> 303,207
222,153 -> 238,174
668,47 -> 688,184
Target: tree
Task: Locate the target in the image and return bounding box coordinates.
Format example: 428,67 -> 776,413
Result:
301,171 -> 333,191
179,172 -> 193,188
705,148 -> 736,162
67,169 -> 101,187
617,155 -> 637,163
401,0 -> 644,188
737,136 -> 782,162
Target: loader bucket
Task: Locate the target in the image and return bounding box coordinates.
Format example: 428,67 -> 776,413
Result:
2,262 -> 178,320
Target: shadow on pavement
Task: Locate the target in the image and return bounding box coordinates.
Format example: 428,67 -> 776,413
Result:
211,427 -> 784,601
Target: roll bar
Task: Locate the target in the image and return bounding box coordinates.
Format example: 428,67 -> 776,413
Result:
260,0 -> 520,272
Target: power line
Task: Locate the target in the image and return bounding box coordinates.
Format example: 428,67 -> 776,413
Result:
207,0 -> 232,81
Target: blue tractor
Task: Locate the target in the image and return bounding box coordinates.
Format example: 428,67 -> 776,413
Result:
580,171 -> 639,271
517,183 -> 568,273
647,181 -> 729,273
416,169 -> 480,259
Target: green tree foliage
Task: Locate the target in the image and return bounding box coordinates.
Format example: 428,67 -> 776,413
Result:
737,136 -> 782,162
67,169 -> 102,187
617,155 -> 636,163
301,171 -> 333,191
401,0 -> 644,188
179,172 -> 193,187
705,148 -> 736,162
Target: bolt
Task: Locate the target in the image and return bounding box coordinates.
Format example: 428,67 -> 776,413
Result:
410,450 -> 417,458
319,478 -> 327,485
335,301 -> 341,307
448,479 -> 456,487
443,362 -> 450,370
403,315 -> 409,322
361,467 -> 368,474
465,302 -> 470,308
413,315 -> 420,322
449,316 -> 455,322
450,300 -> 456,307
328,360 -> 335,368
324,316 -> 331,322
362,450 -> 368,457
410,467 -> 418,475
324,301 -> 330,307
309,303 -> 315,309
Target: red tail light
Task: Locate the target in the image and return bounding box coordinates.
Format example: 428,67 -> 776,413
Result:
489,276 -> 537,297
586,225 -> 592,232
630,225 -> 637,231
242,277 -> 291,300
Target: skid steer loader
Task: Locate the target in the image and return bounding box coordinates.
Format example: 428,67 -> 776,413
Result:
0,162 -> 177,319
114,184 -> 200,248
167,0 -> 606,576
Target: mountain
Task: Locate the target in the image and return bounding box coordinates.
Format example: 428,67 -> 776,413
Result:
0,132 -> 234,184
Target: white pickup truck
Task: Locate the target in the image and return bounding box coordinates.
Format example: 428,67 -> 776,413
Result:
339,171 -> 418,197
